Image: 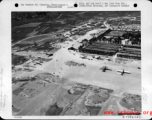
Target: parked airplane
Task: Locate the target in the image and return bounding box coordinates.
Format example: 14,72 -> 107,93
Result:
100,66 -> 112,72
117,69 -> 131,75
46,53 -> 53,57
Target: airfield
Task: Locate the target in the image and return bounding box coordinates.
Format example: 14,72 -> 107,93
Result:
12,12 -> 141,116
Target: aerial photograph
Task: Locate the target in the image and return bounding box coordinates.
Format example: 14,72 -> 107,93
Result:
12,11 -> 141,116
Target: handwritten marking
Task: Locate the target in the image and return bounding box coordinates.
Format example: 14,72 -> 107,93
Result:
142,87 -> 147,104
0,68 -> 7,111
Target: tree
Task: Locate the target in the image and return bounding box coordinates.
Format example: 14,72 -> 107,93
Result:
44,41 -> 50,48
33,41 -> 37,47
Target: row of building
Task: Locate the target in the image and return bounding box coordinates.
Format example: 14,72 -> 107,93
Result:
78,28 -> 141,60
106,16 -> 141,31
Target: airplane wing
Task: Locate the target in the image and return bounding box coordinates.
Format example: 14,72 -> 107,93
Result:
117,70 -> 122,73
124,71 -> 131,74
118,73 -> 123,75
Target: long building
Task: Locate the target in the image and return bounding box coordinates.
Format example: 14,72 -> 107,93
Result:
80,41 -> 141,59
82,47 -> 117,56
117,53 -> 141,60
81,42 -> 120,56
117,45 -> 141,60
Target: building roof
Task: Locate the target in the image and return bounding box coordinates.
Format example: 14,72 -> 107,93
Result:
84,47 -> 117,53
124,45 -> 141,49
117,53 -> 141,57
106,31 -> 126,37
123,47 -> 141,52
93,42 -> 121,47
118,51 -> 141,55
87,45 -> 118,51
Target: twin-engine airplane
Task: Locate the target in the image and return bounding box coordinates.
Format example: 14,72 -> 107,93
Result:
117,69 -> 131,75
99,66 -> 131,75
100,66 -> 112,72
